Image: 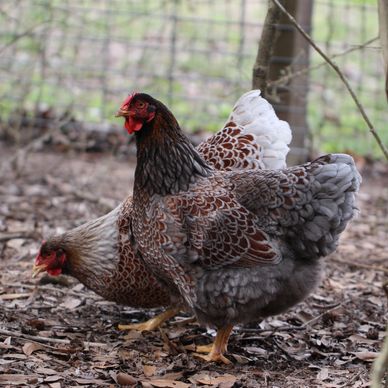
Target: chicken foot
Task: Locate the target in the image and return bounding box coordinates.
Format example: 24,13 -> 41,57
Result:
194,325 -> 234,364
195,343 -> 214,353
118,308 -> 180,332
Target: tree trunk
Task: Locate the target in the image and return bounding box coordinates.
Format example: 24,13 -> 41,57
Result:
268,0 -> 313,165
378,0 -> 388,102
252,1 -> 281,95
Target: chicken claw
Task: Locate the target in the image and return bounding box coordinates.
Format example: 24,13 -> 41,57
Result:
194,351 -> 232,364
193,325 -> 234,364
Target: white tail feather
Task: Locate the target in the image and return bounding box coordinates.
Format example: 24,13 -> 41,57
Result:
227,90 -> 292,169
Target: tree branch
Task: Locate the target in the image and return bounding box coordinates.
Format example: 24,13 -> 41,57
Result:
272,0 -> 388,160
0,328 -> 107,348
0,20 -> 51,55
268,37 -> 379,88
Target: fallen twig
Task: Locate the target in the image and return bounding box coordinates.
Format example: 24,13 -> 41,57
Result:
301,303 -> 344,329
1,282 -> 101,299
331,257 -> 388,274
272,0 -> 388,160
0,231 -> 38,243
0,328 -> 107,348
170,316 -> 196,326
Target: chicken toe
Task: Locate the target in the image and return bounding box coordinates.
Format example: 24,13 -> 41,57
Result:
118,308 -> 179,332
193,325 -> 233,364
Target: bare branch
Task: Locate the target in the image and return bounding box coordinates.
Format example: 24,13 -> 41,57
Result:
0,20 -> 51,55
272,0 -> 388,160
268,37 -> 379,88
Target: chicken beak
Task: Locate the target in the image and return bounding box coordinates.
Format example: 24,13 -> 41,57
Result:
32,264 -> 46,278
115,109 -> 129,118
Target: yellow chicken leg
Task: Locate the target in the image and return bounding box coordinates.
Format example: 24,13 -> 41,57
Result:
196,343 -> 214,353
118,308 -> 179,332
194,325 -> 234,364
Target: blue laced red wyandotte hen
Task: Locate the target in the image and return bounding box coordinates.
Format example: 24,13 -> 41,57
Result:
33,91 -> 291,332
114,92 -> 361,364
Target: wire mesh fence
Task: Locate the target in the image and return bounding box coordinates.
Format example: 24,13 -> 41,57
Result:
0,0 -> 385,159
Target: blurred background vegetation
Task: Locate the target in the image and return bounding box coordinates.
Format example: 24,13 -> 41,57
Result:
0,0 -> 386,160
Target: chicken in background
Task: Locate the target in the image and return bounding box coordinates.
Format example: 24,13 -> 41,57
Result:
117,92 -> 361,364
33,90 -> 292,332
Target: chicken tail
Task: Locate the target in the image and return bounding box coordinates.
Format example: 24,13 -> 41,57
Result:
228,90 -> 292,170
291,153 -> 361,259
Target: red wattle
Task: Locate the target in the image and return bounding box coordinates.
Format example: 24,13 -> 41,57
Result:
47,268 -> 62,276
125,117 -> 143,134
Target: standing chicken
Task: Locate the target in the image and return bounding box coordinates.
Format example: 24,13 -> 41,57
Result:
116,92 -> 361,363
33,90 -> 291,331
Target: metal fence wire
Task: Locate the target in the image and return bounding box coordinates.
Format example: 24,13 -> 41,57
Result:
0,0 -> 386,159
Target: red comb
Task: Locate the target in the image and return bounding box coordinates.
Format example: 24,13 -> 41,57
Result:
120,92 -> 137,110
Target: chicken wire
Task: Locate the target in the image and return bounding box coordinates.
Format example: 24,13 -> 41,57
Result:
0,0 -> 385,159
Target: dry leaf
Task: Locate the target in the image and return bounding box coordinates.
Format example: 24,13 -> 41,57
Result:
352,351 -> 379,361
124,330 -> 143,340
22,342 -> 45,356
3,337 -> 12,346
74,378 -> 107,384
148,379 -> 190,388
116,372 -> 137,386
49,383 -> 62,388
190,373 -> 237,386
60,297 -> 82,310
316,368 -> 329,381
348,334 -> 378,345
36,367 -> 58,375
0,374 -> 39,384
160,372 -> 184,381
244,346 -> 267,356
6,238 -> 25,250
143,365 -> 157,377
230,353 -> 251,364
44,375 -> 62,383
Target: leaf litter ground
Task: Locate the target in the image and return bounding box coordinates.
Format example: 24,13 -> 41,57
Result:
0,146 -> 387,387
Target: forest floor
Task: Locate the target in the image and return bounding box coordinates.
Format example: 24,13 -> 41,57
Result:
0,145 -> 387,387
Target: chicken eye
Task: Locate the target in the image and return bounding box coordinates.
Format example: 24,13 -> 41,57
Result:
135,101 -> 145,109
